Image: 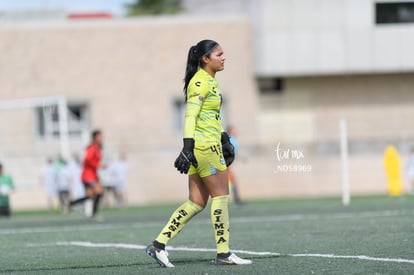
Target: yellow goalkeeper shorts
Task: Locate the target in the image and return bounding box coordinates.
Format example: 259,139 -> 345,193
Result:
188,143 -> 227,178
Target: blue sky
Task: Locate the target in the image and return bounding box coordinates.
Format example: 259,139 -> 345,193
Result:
0,0 -> 135,16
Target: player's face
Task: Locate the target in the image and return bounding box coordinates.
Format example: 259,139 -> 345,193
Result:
95,133 -> 103,146
205,45 -> 225,73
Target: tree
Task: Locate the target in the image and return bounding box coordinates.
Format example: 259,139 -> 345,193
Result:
126,0 -> 183,16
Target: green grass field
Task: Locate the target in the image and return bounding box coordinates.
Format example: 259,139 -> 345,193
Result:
1,195 -> 414,274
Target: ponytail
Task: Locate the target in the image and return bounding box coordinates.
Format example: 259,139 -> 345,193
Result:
183,40 -> 219,100
183,46 -> 199,99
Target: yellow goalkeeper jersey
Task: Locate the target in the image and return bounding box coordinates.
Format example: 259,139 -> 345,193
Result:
184,68 -> 223,149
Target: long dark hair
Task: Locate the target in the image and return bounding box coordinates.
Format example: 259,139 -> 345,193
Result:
183,39 -> 219,99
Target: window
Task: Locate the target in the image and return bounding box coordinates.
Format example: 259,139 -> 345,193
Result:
35,103 -> 89,139
376,2 -> 414,24
173,98 -> 186,133
257,77 -> 284,94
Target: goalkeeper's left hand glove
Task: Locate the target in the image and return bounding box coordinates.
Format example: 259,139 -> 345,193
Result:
221,132 -> 235,167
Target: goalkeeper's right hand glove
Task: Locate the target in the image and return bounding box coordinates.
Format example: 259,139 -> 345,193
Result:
174,138 -> 198,174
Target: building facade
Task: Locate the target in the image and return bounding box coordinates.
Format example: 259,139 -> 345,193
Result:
1,0 -> 414,209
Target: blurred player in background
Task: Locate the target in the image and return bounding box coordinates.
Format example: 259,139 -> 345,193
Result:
112,153 -> 129,208
41,158 -> 56,211
226,125 -> 245,206
66,154 -> 85,211
69,130 -> 105,221
99,162 -> 116,208
145,40 -> 252,267
0,163 -> 15,218
408,147 -> 414,193
55,157 -> 70,214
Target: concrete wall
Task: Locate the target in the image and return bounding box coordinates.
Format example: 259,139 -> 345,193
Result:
260,73 -> 414,145
256,73 -> 414,202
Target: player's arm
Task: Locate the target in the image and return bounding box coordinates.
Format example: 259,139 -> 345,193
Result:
99,161 -> 106,169
175,80 -> 208,174
183,82 -> 208,139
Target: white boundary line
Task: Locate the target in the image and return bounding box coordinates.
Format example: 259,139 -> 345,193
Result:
290,254 -> 414,264
55,241 -> 414,264
1,209 -> 413,235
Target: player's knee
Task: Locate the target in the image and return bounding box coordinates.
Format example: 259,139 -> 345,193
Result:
190,198 -> 207,209
85,190 -> 94,198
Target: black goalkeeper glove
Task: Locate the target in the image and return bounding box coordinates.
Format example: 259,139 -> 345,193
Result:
174,138 -> 198,174
221,132 -> 235,167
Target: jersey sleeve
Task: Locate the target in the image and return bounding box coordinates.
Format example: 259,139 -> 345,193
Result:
183,80 -> 209,139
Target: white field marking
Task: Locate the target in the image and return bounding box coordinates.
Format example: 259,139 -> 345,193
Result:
57,241 -> 147,250
1,209 -> 413,235
55,241 -> 414,264
290,254 -> 414,264
55,241 -> 281,256
0,222 -> 162,235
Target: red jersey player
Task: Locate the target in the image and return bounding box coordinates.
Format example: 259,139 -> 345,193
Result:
69,130 -> 105,221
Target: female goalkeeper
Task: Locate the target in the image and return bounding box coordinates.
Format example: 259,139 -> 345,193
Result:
145,40 -> 252,267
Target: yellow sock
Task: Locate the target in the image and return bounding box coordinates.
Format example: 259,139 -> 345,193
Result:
155,200 -> 203,245
211,195 -> 230,254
